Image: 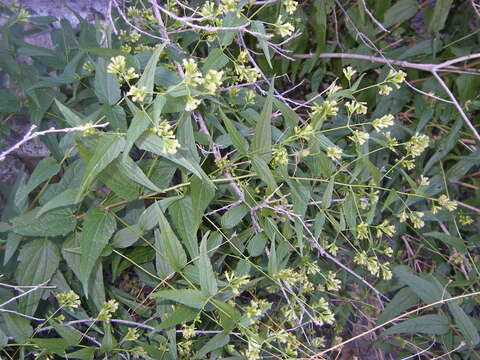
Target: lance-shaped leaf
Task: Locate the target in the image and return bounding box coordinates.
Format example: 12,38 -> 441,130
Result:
16,239 -> 60,315
252,81 -> 274,160
136,132 -> 212,185
151,289 -> 207,309
11,208 -> 76,237
137,45 -> 165,102
79,207 -> 117,297
54,99 -> 82,126
76,135 -> 125,202
158,205 -> 187,272
198,233 -> 218,296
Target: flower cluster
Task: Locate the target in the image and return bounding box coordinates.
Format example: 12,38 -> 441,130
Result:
284,0 -> 298,14
343,66 -> 357,82
311,100 -> 339,118
97,299 -> 119,321
56,291 -> 81,310
313,298 -> 335,326
326,146 -> 343,161
372,114 -> 394,131
204,69 -> 224,94
275,16 -> 295,37
152,121 -> 181,154
271,146 -> 288,167
349,130 -> 370,145
122,328 -> 139,342
245,299 -> 270,321
225,271 -> 250,296
400,210 -> 425,229
437,194 -> 457,212
107,56 -> 139,83
345,100 -> 367,116
127,86 -> 147,103
354,251 -> 392,280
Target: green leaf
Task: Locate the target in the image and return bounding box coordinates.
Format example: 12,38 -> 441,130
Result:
79,207 -> 117,297
51,321 -> 82,346
377,287 -> 419,324
252,82 -> 274,160
393,266 -> 440,304
94,57 -> 121,104
221,204 -> 249,230
0,89 -> 21,113
158,207 -> 187,272
37,188 -> 81,217
66,347 -> 96,360
16,239 -> 60,315
155,228 -> 174,278
198,234 -> 218,296
136,133 -> 212,185
137,45 -> 165,103
76,135 -> 125,201
212,299 -> 241,331
55,99 -> 82,126
123,111 -> 151,158
219,109 -> 249,155
191,176 -> 215,228
2,314 -> 33,343
273,98 -> 301,128
247,233 -> 267,257
382,315 -> 449,336
32,338 -> 69,355
322,178 -> 334,209
151,289 -> 208,309
10,208 -> 77,237
201,48 -> 229,71
251,21 -> 272,68
157,305 -> 198,329
195,333 -> 230,358
428,0 -> 453,33
0,328 -> 7,349
115,155 -> 162,192
62,234 -> 106,311
429,276 -> 480,346
383,0 -> 418,28
15,157 -> 61,207
424,232 -> 467,254
252,155 -> 277,194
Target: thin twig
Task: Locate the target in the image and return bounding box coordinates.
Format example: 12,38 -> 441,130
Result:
0,123 -> 109,161
0,309 -> 45,322
0,280 -> 53,308
432,71 -> 480,141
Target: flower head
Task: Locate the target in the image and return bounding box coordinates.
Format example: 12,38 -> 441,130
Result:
343,66 -> 357,82
182,58 -> 204,86
107,56 -> 126,75
284,0 -> 298,14
56,291 -> 81,310
326,146 -> 342,161
127,85 -> 147,103
204,69 -> 224,94
276,16 -> 295,37
386,69 -> 407,88
349,130 -> 370,145
379,84 -> 392,96
372,114 -> 394,131
405,133 -> 429,157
